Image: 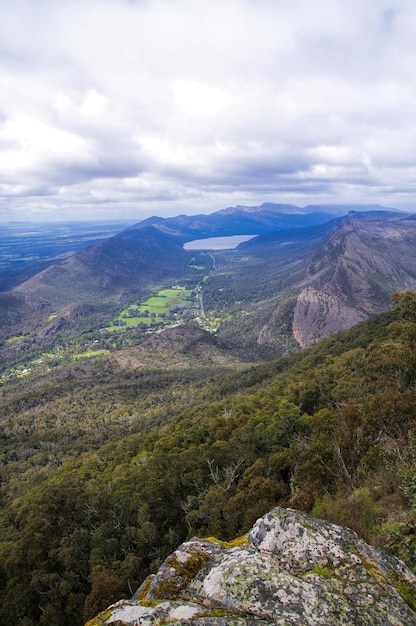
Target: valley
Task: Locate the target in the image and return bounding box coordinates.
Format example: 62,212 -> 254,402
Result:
2,207 -> 416,377
2,206 -> 416,380
0,203 -> 416,625
113,287 -> 196,328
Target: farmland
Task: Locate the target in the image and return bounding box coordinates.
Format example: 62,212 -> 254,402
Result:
114,287 -> 196,328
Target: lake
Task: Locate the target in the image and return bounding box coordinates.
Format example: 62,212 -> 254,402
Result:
184,234 -> 257,251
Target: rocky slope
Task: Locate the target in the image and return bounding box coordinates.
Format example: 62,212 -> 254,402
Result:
86,508 -> 416,626
220,211 -> 416,351
291,212 -> 416,346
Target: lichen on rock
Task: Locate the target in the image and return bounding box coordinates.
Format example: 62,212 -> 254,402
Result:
85,507 -> 416,626
136,538 -> 225,602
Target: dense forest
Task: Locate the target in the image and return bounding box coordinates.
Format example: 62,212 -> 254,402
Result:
0,292 -> 415,625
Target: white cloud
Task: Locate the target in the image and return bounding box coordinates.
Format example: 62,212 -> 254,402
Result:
172,80 -> 232,117
0,0 -> 416,221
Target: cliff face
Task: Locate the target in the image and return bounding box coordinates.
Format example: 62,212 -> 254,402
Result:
86,508 -> 416,626
291,216 -> 416,347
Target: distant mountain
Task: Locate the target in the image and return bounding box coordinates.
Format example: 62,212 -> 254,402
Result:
0,203 -> 344,340
0,225 -> 190,345
303,203 -> 401,215
0,219 -> 136,291
212,210 -> 416,352
13,225 -> 189,305
1,203 -> 415,362
139,203 -> 345,238
134,203 -> 400,239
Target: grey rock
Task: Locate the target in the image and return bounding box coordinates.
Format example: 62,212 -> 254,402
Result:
85,507 -> 416,626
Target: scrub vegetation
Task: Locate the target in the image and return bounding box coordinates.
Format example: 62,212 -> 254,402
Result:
0,292 -> 415,625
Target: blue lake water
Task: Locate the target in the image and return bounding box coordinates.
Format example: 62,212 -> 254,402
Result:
184,234 -> 256,251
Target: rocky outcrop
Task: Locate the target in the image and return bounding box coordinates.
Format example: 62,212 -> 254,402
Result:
292,286 -> 366,347
291,216 -> 416,347
85,507 -> 416,626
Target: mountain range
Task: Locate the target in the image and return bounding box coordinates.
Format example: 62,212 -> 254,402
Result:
1,201 -> 416,625
1,202 -> 415,368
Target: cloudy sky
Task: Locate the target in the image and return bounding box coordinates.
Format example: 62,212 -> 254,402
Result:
1,0 -> 416,222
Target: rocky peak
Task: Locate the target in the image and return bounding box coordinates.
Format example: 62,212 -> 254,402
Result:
86,507 -> 416,626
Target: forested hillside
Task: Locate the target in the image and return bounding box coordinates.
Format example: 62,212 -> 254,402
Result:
0,293 -> 415,625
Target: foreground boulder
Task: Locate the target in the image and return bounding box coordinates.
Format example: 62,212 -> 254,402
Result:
85,507 -> 416,625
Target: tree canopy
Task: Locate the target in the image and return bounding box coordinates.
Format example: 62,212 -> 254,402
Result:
0,293 -> 415,625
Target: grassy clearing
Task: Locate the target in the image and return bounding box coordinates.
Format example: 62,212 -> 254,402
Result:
125,316 -> 164,326
114,287 -> 194,328
122,316 -> 145,327
160,288 -> 192,298
138,299 -> 168,314
73,349 -> 110,360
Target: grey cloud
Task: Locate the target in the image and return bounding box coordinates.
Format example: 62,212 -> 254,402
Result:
1,0 -> 416,220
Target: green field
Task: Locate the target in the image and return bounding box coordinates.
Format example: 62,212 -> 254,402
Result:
114,287 -> 194,328
124,316 -> 164,326
139,288 -> 192,312
73,349 -> 110,360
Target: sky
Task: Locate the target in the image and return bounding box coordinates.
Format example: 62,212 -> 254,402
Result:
1,0 -> 416,222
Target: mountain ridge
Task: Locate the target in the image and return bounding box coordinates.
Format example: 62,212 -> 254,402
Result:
1,203 -> 416,369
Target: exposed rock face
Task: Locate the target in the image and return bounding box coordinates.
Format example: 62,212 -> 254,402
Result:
86,508 -> 416,626
291,215 -> 416,347
38,316 -> 66,338
292,286 -> 366,347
